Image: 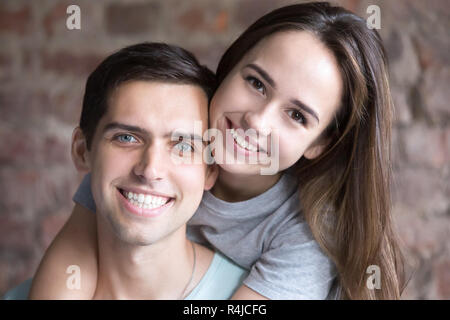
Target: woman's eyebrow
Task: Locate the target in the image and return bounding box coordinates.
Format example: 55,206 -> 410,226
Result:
290,99 -> 320,124
244,63 -> 276,89
245,63 -> 320,124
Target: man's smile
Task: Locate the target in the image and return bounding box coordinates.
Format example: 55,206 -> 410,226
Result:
117,187 -> 175,218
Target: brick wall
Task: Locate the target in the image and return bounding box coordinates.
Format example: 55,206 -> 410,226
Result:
0,0 -> 448,299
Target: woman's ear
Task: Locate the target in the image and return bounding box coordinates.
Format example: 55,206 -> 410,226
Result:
204,164 -> 219,191
71,127 -> 91,173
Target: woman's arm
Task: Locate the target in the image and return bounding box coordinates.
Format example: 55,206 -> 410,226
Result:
231,285 -> 269,300
28,203 -> 98,299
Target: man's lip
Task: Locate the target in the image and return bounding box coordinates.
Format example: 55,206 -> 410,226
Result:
117,188 -> 174,218
225,117 -> 267,153
117,186 -> 174,199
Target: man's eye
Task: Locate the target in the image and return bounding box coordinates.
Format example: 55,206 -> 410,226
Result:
115,134 -> 138,143
246,76 -> 266,94
287,109 -> 307,125
175,142 -> 194,153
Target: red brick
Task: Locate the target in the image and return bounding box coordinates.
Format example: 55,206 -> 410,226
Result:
0,4 -> 31,35
0,215 -> 35,251
0,167 -> 78,222
420,66 -> 450,126
39,212 -> 69,249
434,259 -> 450,299
178,7 -> 205,31
105,2 -> 161,35
0,123 -> 71,168
0,53 -> 12,69
339,0 -> 362,13
43,1 -> 71,37
392,166 -> 448,219
413,38 -> 436,70
234,0 -> 276,29
41,50 -> 102,77
0,260 -> 11,296
394,212 -> 449,260
401,124 -> 449,169
213,10 -> 229,33
0,85 -> 82,125
0,126 -> 36,167
0,253 -> 37,296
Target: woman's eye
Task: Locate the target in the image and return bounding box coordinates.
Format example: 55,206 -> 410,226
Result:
115,134 -> 138,143
287,109 -> 307,124
175,142 -> 194,153
246,76 -> 266,94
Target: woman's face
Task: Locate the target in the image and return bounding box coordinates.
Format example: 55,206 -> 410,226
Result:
209,31 -> 343,176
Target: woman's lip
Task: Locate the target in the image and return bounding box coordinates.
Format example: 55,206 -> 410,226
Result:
226,125 -> 263,157
224,117 -> 267,154
116,188 -> 174,218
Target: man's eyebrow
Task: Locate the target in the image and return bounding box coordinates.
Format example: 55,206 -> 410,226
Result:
244,63 -> 276,89
290,99 -> 320,124
103,123 -> 205,142
103,122 -> 148,135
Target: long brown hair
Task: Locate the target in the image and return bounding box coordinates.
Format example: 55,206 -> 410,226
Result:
216,2 -> 405,299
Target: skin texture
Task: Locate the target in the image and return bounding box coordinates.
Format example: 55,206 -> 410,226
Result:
86,82 -> 214,247
30,81 -> 218,299
84,81 -> 217,299
211,31 -> 342,202
30,31 -> 343,300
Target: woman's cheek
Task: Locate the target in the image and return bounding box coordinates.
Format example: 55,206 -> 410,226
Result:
278,135 -> 305,169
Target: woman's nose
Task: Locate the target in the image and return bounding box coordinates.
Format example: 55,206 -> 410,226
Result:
242,102 -> 276,136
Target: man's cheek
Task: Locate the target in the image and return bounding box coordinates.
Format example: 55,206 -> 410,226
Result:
174,166 -> 206,191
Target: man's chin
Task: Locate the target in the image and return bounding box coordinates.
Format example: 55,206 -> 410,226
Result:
106,215 -> 157,246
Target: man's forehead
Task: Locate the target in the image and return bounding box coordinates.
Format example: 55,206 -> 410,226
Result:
109,80 -> 208,111
104,81 -> 209,133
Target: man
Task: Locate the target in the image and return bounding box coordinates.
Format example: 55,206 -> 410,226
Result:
4,43 -> 246,299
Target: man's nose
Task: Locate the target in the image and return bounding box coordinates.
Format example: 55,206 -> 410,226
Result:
133,143 -> 167,182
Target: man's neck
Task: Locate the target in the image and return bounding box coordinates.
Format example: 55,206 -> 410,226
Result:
93,218 -> 195,300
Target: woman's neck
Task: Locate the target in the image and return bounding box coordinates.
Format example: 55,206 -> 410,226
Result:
211,168 -> 282,202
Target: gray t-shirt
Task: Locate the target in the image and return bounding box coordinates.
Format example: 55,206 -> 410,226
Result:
73,172 -> 338,299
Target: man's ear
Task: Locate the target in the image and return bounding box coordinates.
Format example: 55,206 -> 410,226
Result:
303,137 -> 331,160
204,164 -> 219,191
71,127 -> 91,172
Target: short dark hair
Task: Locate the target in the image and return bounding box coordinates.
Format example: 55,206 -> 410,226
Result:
80,42 -> 216,149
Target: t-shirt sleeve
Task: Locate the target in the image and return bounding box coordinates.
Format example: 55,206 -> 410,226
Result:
72,173 -> 97,213
242,218 -> 337,300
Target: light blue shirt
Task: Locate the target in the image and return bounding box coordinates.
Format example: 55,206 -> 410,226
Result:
3,252 -> 247,300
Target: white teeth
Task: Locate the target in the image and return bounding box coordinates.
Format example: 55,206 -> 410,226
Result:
230,128 -> 258,152
124,191 -> 169,209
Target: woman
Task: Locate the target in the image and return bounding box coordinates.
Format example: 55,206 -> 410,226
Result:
29,2 -> 405,299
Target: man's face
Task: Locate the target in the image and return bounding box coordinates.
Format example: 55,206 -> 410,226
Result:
85,81 -> 214,246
